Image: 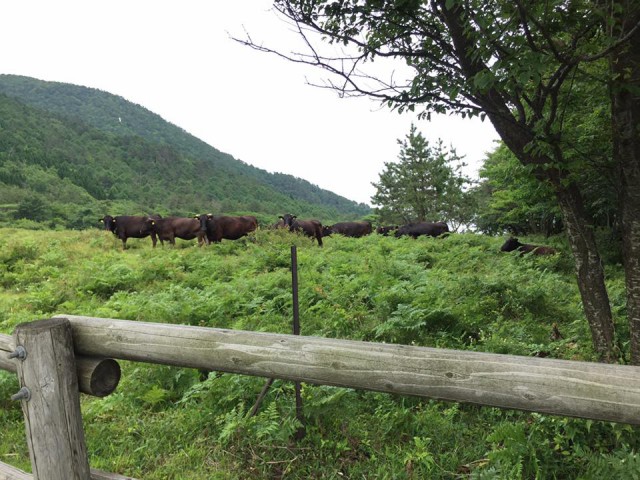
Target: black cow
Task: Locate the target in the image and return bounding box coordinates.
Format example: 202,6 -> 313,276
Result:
500,237 -> 557,256
322,221 -> 372,238
395,221 -> 450,239
196,214 -> 258,244
147,216 -> 205,246
280,213 -> 323,246
100,214 -> 161,249
376,225 -> 399,236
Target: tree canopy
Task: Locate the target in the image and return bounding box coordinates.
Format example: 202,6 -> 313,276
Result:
473,144 -> 563,237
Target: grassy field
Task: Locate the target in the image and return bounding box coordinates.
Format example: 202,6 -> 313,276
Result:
0,228 -> 638,479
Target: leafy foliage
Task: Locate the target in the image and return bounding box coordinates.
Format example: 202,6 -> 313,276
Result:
0,227 -> 637,479
472,61 -> 617,238
473,144 -> 563,236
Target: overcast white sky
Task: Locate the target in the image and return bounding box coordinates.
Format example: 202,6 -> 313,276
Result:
0,0 -> 499,205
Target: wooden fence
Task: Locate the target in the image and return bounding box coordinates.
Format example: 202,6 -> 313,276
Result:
2,314 -> 640,479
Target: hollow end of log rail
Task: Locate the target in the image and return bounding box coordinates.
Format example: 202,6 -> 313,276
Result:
1,333 -> 121,397
78,357 -> 122,397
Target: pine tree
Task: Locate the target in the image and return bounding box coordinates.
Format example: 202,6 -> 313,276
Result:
371,124 -> 472,229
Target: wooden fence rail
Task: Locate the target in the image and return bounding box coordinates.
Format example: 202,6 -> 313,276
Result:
54,314 -> 640,425
3,313 -> 640,479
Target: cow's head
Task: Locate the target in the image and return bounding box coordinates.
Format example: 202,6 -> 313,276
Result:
279,214 -> 296,229
145,216 -> 158,228
500,237 -> 522,252
322,225 -> 333,237
436,222 -> 450,235
195,213 -> 214,232
376,225 -> 397,236
100,215 -> 116,233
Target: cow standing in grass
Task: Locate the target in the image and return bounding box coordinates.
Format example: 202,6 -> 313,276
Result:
147,216 -> 205,246
280,213 -> 323,246
100,214 -> 161,249
196,214 -> 258,244
322,221 -> 372,238
395,221 -> 450,239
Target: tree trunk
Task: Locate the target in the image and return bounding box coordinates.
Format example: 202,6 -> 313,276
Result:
437,0 -> 618,360
485,114 -> 616,361
610,4 -> 640,363
554,183 -> 616,361
482,117 -> 616,360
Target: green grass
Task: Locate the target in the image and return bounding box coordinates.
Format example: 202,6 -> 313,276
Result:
0,228 -> 638,479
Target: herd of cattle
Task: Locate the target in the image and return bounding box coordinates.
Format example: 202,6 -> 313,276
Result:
99,213 -> 557,255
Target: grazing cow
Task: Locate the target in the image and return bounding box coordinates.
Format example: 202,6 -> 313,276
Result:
196,214 -> 258,244
500,237 -> 557,256
147,216 -> 205,246
322,221 -> 372,238
100,214 -> 161,249
280,213 -> 323,246
376,225 -> 398,236
395,221 -> 450,239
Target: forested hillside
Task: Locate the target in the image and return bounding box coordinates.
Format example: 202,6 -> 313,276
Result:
0,75 -> 370,229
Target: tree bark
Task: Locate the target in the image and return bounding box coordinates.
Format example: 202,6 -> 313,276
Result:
610,3 -> 640,363
554,182 -> 616,361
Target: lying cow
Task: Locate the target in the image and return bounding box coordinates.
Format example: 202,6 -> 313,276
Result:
100,214 -> 161,249
322,221 -> 372,238
147,216 -> 205,246
500,237 -> 557,256
196,214 -> 258,244
280,213 -> 323,246
395,221 -> 450,239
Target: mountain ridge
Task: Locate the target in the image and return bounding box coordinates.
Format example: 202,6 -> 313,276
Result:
0,74 -> 370,229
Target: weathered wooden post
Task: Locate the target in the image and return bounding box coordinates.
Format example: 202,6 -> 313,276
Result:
11,318 -> 91,479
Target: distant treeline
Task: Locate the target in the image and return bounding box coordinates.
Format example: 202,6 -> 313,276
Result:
0,75 -> 370,230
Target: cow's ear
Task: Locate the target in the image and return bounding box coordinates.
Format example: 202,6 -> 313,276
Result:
99,219 -> 103,223
278,216 -> 283,220
293,215 -> 297,219
207,213 -> 213,219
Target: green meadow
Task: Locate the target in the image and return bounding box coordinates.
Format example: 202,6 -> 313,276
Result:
1,228 -> 638,479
